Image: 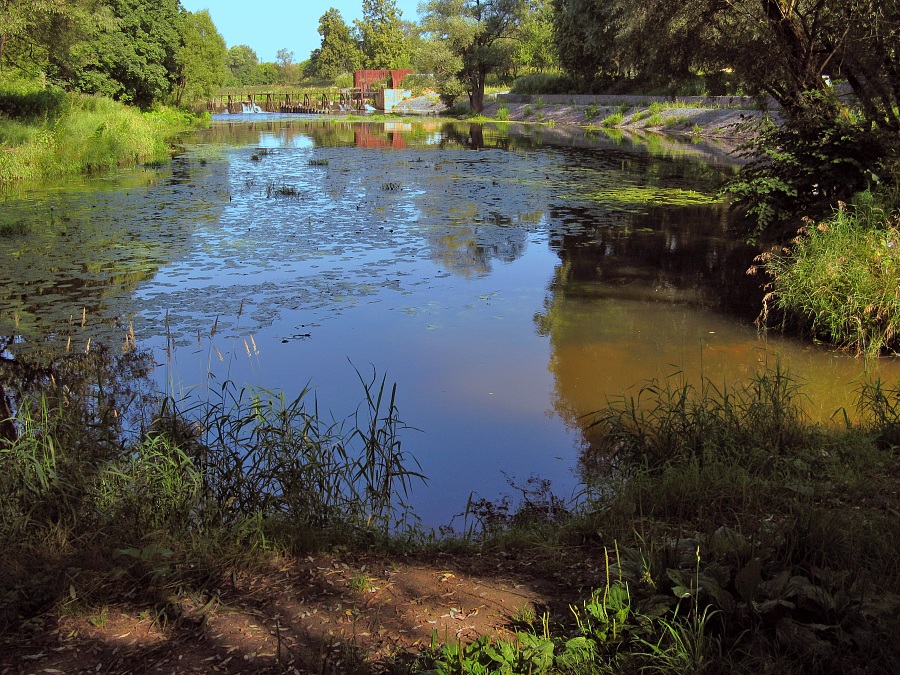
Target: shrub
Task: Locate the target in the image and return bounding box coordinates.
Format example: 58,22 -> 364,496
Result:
601,112 -> 624,127
510,72 -> 573,95
760,192 -> 900,355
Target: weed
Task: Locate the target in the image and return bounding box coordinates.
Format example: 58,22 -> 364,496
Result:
265,181 -> 301,199
495,106 -> 509,121
761,193 -> 900,354
585,103 -> 600,120
602,112 -> 625,128
0,220 -> 30,236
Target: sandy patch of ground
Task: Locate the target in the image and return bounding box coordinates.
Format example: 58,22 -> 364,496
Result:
0,550 -> 599,673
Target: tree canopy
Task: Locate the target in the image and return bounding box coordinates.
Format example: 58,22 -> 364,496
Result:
355,0 -> 410,69
421,0 -> 525,112
175,9 -> 227,105
310,7 -> 363,79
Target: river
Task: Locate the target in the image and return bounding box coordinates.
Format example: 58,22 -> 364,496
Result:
1,117 -> 896,526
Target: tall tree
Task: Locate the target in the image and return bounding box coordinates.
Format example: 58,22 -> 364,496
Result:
63,0 -> 184,108
225,44 -> 259,85
174,9 -> 226,105
421,0 -> 525,112
311,7 -> 362,79
0,0 -> 79,74
355,0 -> 409,69
516,0 -> 556,75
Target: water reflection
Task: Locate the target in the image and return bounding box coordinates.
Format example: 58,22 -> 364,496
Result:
1,118 -> 896,525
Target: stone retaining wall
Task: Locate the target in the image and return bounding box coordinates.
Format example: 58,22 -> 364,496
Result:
495,93 -> 775,110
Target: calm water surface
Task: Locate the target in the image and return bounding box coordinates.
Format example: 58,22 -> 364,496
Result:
2,117 -> 897,525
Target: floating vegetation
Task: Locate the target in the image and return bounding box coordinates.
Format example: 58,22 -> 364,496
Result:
250,148 -> 273,161
586,184 -> 721,208
381,182 -> 401,191
264,181 -> 301,199
308,158 -> 329,166
0,219 -> 30,237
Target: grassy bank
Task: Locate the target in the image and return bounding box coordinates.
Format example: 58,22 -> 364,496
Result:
0,79 -> 201,183
1,343 -> 898,672
758,190 -> 900,356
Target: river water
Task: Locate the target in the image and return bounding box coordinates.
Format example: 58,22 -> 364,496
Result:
1,117 -> 897,525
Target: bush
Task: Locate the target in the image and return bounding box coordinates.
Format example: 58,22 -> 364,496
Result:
760,192 -> 900,355
724,91 -> 896,239
511,72 -> 573,95
334,72 -> 354,89
436,75 -> 465,109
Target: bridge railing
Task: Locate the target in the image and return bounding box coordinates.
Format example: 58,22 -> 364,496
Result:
207,89 -> 376,114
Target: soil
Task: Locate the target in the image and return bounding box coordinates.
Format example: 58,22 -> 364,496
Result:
0,549 -> 600,674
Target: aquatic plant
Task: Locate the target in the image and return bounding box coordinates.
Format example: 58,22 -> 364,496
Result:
601,112 -> 625,128
760,192 -> 900,355
0,89 -> 195,182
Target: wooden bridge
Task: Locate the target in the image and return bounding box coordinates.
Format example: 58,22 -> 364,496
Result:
207,89 -> 374,115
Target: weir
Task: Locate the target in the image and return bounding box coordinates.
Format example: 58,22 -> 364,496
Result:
208,89 -> 373,115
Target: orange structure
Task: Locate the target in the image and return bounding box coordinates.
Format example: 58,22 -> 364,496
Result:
353,69 -> 414,92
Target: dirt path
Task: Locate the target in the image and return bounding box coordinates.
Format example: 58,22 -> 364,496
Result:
1,550 -> 599,674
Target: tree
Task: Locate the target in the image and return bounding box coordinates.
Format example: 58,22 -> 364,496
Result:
63,0 -> 184,108
174,9 -> 226,105
421,0 -> 526,113
225,44 -> 258,85
311,7 -> 362,79
516,0 -> 556,75
355,0 -> 410,69
551,0 -> 625,89
551,0 -> 900,233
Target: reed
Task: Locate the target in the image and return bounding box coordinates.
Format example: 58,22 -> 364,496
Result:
0,85 -> 197,183
761,191 -> 900,355
0,342 -> 423,627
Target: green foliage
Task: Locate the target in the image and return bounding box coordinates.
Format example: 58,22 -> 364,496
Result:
64,0 -> 183,109
724,93 -> 895,237
601,112 -> 623,127
0,77 -> 64,118
174,9 -> 227,105
0,344 -> 424,624
510,72 -> 572,95
421,0 -> 526,113
225,44 -> 259,86
760,194 -> 900,355
310,7 -> 363,79
585,364 -> 811,473
355,0 -> 410,69
0,88 -> 194,182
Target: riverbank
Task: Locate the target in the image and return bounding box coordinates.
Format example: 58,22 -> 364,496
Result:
1,350 -> 898,673
0,83 -> 202,184
482,94 -> 770,141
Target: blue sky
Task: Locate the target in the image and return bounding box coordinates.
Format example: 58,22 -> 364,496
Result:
180,1 -> 422,64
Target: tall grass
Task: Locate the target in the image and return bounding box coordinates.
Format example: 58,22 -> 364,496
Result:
760,191 -> 900,355
0,83 -> 197,183
0,344 -> 423,627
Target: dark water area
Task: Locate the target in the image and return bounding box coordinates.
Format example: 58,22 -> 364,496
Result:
1,117 -> 897,526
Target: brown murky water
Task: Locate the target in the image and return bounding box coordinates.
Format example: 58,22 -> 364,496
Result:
1,117 -> 896,524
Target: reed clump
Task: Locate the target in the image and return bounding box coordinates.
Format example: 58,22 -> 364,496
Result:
0,79 -> 198,183
0,343 -> 422,631
438,365 -> 900,673
760,190 -> 900,355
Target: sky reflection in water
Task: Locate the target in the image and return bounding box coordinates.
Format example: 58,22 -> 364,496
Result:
1,118 -> 897,526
